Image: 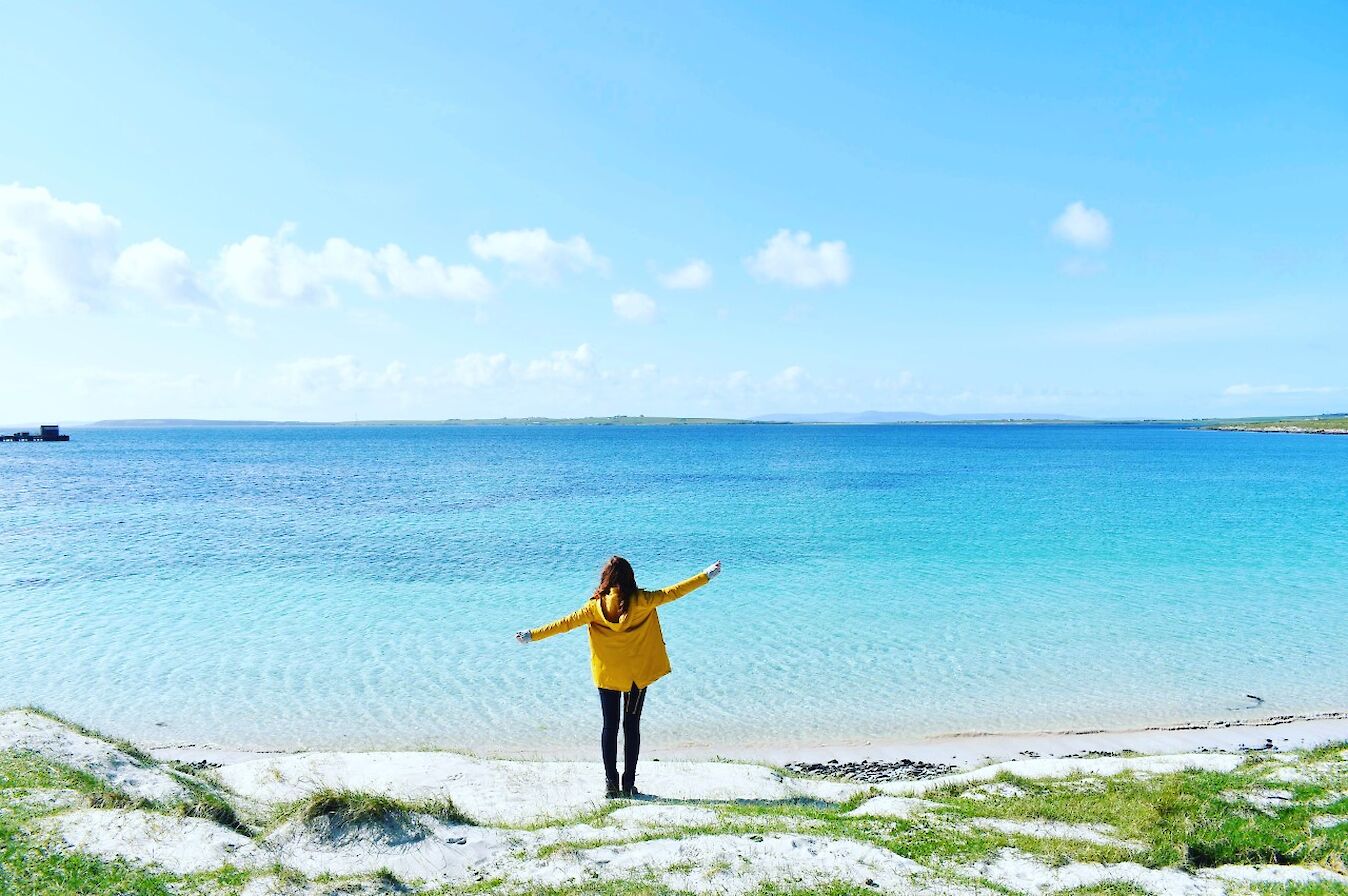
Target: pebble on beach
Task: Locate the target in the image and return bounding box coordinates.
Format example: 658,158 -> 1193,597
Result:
783,757 -> 958,783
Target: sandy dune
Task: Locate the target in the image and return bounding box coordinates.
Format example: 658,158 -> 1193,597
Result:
5,709 -> 1347,895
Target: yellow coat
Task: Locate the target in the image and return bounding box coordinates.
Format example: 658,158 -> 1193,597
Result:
529,572 -> 710,690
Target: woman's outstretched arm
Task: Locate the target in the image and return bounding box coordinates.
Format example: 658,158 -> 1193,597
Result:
645,561 -> 721,608
516,601 -> 597,644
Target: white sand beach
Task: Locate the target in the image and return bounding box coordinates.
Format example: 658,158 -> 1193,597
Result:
4,707 -> 1346,895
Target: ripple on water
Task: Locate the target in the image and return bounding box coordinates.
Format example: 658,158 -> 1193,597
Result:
2,423 -> 1347,749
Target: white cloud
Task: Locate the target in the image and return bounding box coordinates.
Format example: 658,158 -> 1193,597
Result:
46,347 -> 934,421
422,350 -> 833,414
273,355 -> 406,395
68,367 -> 206,396
375,245 -> 491,302
612,290 -> 657,323
1223,383 -> 1342,396
212,228 -> 375,307
0,183 -> 121,316
259,345 -> 606,409
1051,201 -> 1112,249
468,228 -> 606,282
274,355 -> 366,393
771,365 -> 807,390
658,258 -> 712,290
111,238 -> 206,307
0,184 -> 210,315
745,230 -> 850,288
381,360 -> 407,387
522,344 -> 593,382
432,344 -> 604,392
448,352 -> 510,388
224,312 -> 256,338
874,370 -> 914,391
1,186 -> 493,319
213,226 -> 491,307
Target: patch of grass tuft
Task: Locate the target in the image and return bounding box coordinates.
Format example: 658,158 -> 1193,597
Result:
1,749 -> 142,813
3,744 -> 252,832
277,788 -> 473,829
291,790 -> 407,825
0,834 -> 175,896
166,769 -> 251,833
1057,885 -> 1155,896
1253,884 -> 1348,896
1302,741 -> 1348,764
20,706 -> 156,765
374,866 -> 407,890
0,776 -> 172,896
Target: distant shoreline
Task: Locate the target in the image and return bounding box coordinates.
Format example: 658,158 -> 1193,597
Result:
78,416 -> 1168,428
63,413 -> 1348,429
79,416 -> 770,428
1201,416 -> 1348,435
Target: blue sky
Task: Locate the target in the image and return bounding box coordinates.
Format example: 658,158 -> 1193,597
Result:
2,1 -> 1345,421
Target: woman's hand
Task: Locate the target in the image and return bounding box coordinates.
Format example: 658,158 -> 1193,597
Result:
514,630 -> 532,644
704,560 -> 722,581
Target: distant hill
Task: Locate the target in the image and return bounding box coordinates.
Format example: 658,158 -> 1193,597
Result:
1202,415 -> 1348,434
84,416 -> 763,427
85,413 -> 1088,427
754,411 -> 1082,424
85,418 -> 310,427
427,416 -> 758,426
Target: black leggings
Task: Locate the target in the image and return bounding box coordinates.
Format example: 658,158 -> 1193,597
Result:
599,684 -> 647,786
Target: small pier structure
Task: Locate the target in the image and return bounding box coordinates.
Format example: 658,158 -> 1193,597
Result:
1,424 -> 70,442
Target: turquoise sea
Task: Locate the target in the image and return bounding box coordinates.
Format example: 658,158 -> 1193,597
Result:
1,424 -> 1345,752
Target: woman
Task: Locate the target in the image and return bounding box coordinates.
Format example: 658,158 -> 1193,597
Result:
515,556 -> 722,798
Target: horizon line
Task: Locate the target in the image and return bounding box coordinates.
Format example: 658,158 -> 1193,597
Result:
14,410 -> 1345,428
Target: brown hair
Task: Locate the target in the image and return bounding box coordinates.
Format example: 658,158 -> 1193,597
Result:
592,555 -> 638,614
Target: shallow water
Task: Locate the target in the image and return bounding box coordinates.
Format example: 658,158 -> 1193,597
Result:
1,423 -> 1345,751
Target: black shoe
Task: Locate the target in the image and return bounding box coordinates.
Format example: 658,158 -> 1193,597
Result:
605,776 -> 621,799
621,785 -> 640,799
620,772 -> 638,799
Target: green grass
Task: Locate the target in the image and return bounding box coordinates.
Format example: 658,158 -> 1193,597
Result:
21,706 -> 157,766
0,752 -> 174,896
0,750 -> 141,812
928,761 -> 1348,870
1254,884 -> 1348,896
5,712 -> 1348,895
167,769 -> 251,833
526,749 -> 1348,873
1,729 -> 248,835
9,707 -> 247,829
444,883 -> 892,896
1057,885 -> 1156,896
1302,742 -> 1348,764
0,749 -> 269,896
1206,416 -> 1348,432
270,787 -> 473,830
0,835 -> 175,896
